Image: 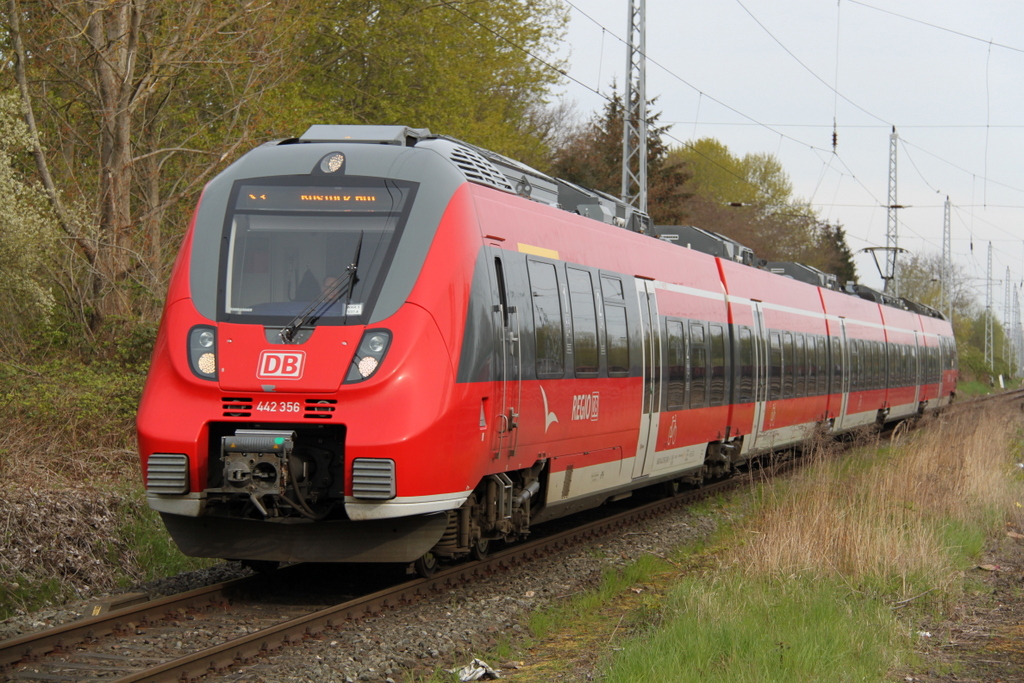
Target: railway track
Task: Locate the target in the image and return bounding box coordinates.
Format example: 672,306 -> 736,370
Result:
4,390 -> 1021,682
0,467 -> 755,683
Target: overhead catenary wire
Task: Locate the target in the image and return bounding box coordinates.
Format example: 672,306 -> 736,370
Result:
440,0 -> 1019,289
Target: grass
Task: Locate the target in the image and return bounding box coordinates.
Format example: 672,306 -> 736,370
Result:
604,576 -> 905,683
475,401 -> 1024,683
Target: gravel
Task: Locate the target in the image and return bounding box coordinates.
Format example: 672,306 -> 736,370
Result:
2,500 -> 718,682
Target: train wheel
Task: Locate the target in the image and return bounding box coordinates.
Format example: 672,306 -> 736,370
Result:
414,551 -> 438,578
470,538 -> 490,561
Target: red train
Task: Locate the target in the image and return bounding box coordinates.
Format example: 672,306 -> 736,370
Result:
137,125 -> 958,573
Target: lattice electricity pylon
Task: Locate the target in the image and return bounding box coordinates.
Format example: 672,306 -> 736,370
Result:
885,127 -> 901,297
985,242 -> 993,370
942,196 -> 951,319
620,0 -> 647,214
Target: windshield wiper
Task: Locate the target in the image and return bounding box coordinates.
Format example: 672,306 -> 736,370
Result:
279,232 -> 364,344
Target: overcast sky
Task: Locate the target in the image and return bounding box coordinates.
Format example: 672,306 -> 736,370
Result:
557,0 -> 1024,315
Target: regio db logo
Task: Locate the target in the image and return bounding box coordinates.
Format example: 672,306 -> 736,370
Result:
571,392 -> 600,421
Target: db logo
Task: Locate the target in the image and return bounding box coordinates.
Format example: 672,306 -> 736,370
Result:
257,351 -> 306,380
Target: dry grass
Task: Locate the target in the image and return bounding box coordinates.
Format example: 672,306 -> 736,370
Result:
734,403 -> 1023,596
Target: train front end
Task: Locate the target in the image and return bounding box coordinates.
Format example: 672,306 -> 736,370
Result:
137,126 -> 482,564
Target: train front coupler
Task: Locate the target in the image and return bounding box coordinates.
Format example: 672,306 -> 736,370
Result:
211,428 -> 330,520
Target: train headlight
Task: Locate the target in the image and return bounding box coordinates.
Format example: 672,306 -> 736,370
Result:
188,325 -> 218,380
367,333 -> 387,354
345,329 -> 391,383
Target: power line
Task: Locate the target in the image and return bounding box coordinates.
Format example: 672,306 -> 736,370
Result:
734,0 -> 890,126
847,0 -> 1024,55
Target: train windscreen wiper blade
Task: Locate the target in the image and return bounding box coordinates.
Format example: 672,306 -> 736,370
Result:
279,232 -> 363,344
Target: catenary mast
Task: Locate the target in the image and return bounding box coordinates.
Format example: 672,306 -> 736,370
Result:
621,0 -> 647,214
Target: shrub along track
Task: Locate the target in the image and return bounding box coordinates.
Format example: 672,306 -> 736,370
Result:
3,392 -> 1018,683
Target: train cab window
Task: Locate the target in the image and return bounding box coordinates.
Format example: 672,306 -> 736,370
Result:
666,320 -> 686,410
221,178 -> 415,324
528,260 -> 564,378
737,327 -> 754,403
816,336 -> 828,395
710,324 -> 726,406
567,268 -> 599,377
689,322 -> 707,409
782,332 -> 795,399
769,331 -> 783,401
794,334 -> 806,397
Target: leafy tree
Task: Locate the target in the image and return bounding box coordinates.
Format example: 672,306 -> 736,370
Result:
2,0 -> 569,346
0,92 -> 57,351
5,0 -> 308,332
297,0 -> 568,168
668,138 -> 855,279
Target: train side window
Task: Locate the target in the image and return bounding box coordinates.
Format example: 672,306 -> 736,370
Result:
806,334 -> 817,396
689,322 -> 707,409
528,260 -> 564,378
884,344 -> 892,387
601,275 -> 624,301
864,341 -> 872,389
817,336 -> 828,395
737,327 -> 754,403
567,268 -> 599,377
880,342 -> 888,389
830,335 -> 841,393
769,331 -> 783,401
897,344 -> 905,387
666,320 -> 686,410
870,342 -> 878,389
794,333 -> 806,397
710,324 -> 726,406
882,343 -> 889,388
605,304 -> 630,377
882,343 -> 888,388
849,340 -> 860,391
782,332 -> 794,398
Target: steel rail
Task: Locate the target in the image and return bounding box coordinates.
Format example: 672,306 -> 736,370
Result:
106,475 -> 745,683
8,391 -> 1021,681
0,575 -> 257,670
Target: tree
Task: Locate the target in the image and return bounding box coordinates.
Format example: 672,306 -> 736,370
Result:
3,0 -> 569,345
5,0 -> 307,331
0,91 -> 58,351
298,0 -> 568,168
548,90 -> 691,225
667,138 -> 855,279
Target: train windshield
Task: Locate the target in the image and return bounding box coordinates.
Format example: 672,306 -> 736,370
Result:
220,177 -> 416,324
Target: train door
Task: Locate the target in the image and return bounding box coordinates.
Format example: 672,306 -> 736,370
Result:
491,255 -> 521,458
747,302 -> 770,451
632,278 -> 662,479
